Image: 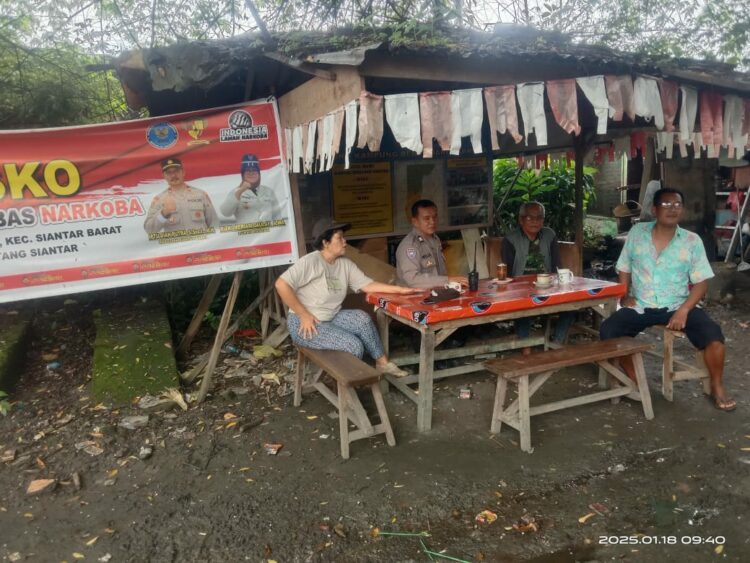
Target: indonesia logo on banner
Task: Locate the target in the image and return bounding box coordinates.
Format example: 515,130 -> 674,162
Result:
0,99 -> 298,303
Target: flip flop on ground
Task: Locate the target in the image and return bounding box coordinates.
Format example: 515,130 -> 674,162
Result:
709,394 -> 737,412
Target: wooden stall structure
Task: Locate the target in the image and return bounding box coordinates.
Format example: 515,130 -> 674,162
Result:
113,26 -> 750,394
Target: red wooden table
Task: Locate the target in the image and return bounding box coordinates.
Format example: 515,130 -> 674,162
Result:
366,275 -> 626,431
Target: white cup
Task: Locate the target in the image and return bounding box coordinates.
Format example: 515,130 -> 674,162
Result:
558,269 -> 573,284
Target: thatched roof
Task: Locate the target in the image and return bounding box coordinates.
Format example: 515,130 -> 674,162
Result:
114,25 -> 750,116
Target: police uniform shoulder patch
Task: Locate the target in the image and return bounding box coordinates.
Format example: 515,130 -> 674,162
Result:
406,247 -> 417,260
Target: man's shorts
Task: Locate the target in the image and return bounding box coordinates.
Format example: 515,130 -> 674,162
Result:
600,306 -> 724,350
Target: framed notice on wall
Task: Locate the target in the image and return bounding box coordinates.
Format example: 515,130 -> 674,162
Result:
332,162 -> 393,236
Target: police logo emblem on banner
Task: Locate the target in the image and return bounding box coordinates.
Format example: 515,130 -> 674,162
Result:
183,119 -> 209,145
531,295 -> 550,305
147,122 -> 178,149
587,288 -> 603,296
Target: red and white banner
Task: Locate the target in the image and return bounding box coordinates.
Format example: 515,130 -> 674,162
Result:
0,99 -> 298,303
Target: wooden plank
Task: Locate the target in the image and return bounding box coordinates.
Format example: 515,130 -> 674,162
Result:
461,228 -> 489,278
527,386 -> 632,417
288,174 -> 307,258
485,337 -> 652,378
299,348 -> 381,386
294,350 -> 305,407
195,271 -> 243,403
632,352 -> 655,419
370,383 -> 396,446
177,274 -> 222,359
277,66 -> 362,129
385,375 -> 419,403
518,375 -> 532,452
490,376 -> 508,433
390,334 -> 546,365
344,386 -> 375,436
662,326 -> 674,401
434,327 -> 457,348
417,330 -> 436,432
503,372 -> 552,419
338,383 -> 350,459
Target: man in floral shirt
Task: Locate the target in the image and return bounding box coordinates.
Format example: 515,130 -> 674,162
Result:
600,188 -> 735,411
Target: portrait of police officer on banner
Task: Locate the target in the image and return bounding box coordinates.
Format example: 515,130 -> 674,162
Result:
220,154 -> 280,223
143,158 -> 219,234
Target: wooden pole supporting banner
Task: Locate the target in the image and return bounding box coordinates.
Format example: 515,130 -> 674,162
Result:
574,136 -> 586,274
176,274 -> 223,359
195,271 -> 243,403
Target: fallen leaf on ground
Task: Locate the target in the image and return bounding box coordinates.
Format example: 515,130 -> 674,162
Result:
475,510 -> 497,524
578,512 -> 596,524
223,412 -> 238,420
715,545 -> 724,554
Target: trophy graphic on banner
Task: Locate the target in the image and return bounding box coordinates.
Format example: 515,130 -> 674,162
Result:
184,118 -> 210,145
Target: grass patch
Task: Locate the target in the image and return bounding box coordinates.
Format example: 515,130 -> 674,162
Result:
91,298 -> 178,404
0,311 -> 31,394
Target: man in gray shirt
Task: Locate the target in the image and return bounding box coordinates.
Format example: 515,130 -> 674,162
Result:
396,199 -> 468,288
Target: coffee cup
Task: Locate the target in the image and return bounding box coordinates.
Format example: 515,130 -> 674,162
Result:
536,273 -> 552,286
557,268 -> 573,285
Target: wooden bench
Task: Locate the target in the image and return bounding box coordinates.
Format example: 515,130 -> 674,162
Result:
484,337 -> 654,453
294,347 -> 396,459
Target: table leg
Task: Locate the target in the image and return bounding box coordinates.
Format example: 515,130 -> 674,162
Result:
417,329 -> 435,432
376,308 -> 391,394
598,299 -> 616,389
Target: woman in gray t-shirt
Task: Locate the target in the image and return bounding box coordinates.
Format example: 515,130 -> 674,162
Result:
276,222 -> 422,377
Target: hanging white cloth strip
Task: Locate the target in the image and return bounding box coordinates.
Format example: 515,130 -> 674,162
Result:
319,113 -> 335,171
604,75 -> 635,121
516,82 -> 547,146
329,108 -> 344,171
656,132 -> 675,159
284,128 -> 292,171
419,91 -> 453,158
483,85 -> 522,149
576,75 -> 610,135
357,91 -> 384,151
304,120 -> 317,174
633,76 -> 665,129
450,88 -> 484,154
344,100 -> 358,169
291,125 -> 303,173
723,95 -> 747,159
384,93 -> 423,154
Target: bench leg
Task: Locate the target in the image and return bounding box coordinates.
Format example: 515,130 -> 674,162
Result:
518,375 -> 532,452
338,383 -> 350,460
376,309 -> 391,395
294,350 -> 305,407
490,376 -> 508,434
662,329 -> 674,402
417,330 -> 436,432
632,353 -> 654,420
696,351 -> 711,395
370,383 -> 396,447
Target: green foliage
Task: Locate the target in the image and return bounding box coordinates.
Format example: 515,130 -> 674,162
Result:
492,158 -> 596,241
0,390 -> 10,416
163,271 -> 261,338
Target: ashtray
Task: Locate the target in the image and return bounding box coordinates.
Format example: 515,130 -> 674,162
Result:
491,278 -> 513,284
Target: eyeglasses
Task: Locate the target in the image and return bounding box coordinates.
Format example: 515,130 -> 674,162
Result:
658,201 -> 683,209
522,215 -> 544,221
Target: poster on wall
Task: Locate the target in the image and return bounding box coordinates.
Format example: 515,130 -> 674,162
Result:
0,99 -> 297,303
332,162 -> 393,236
392,160 -> 446,232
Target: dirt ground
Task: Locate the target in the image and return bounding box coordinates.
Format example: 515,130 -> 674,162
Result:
1,291 -> 750,563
